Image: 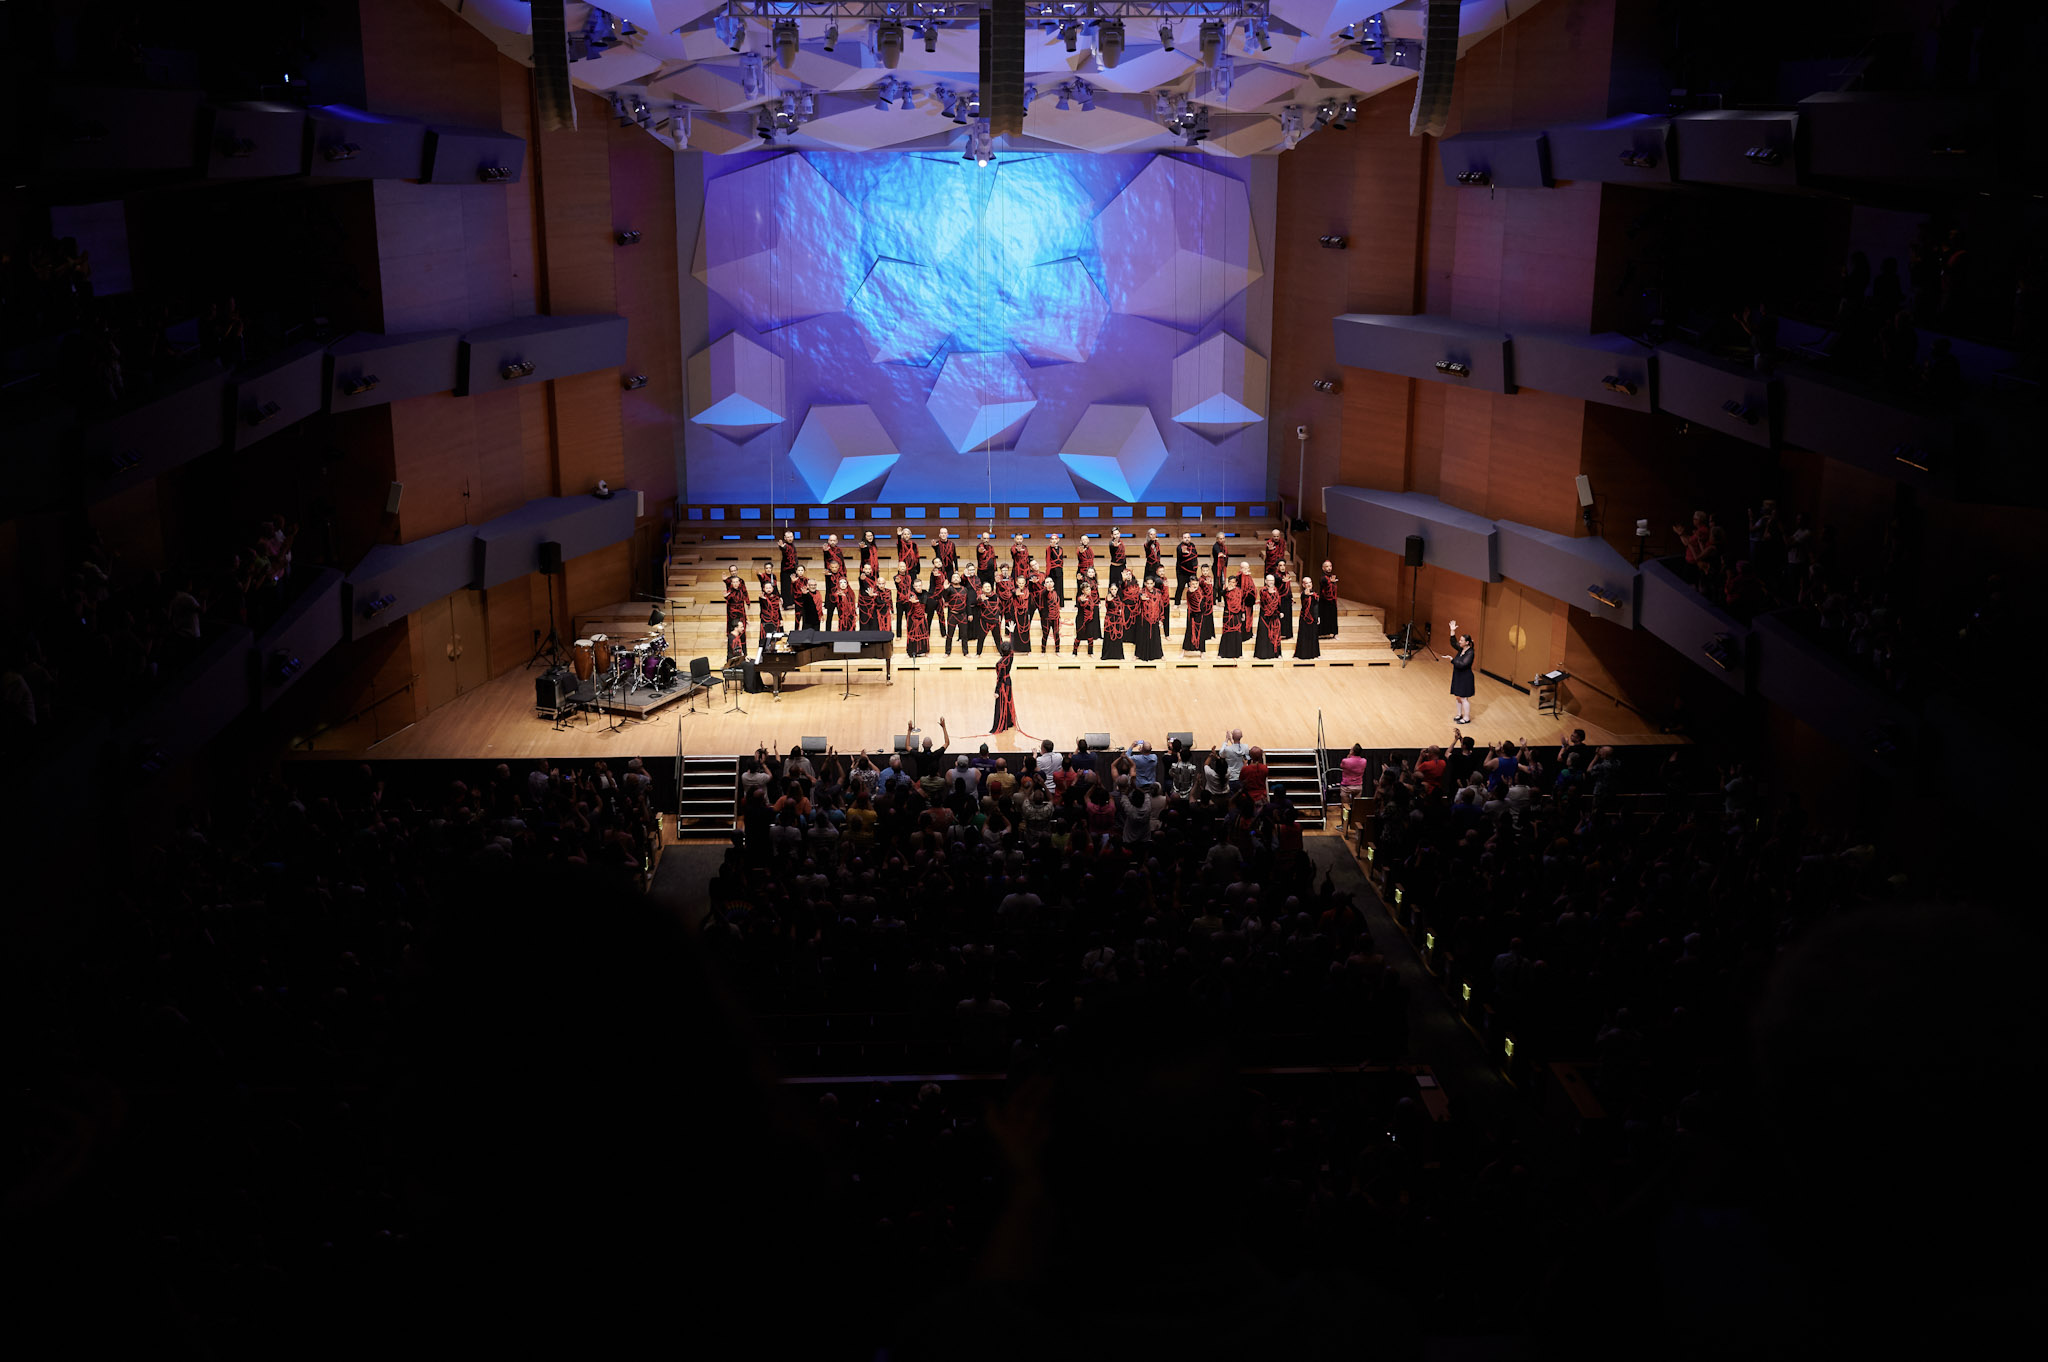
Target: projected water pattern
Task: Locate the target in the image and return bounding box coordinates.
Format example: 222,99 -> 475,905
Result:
687,150 -> 1272,506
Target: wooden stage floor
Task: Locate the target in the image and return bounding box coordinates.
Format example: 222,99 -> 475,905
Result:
301,648 -> 1672,761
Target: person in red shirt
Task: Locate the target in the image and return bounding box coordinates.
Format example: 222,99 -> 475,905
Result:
791,570 -> 822,631
758,584 -> 784,649
1044,533 -> 1066,606
1175,532 -> 1199,603
993,568 -> 1021,653
940,572 -> 970,655
724,572 -> 749,637
858,580 -> 882,632
1262,527 -> 1287,580
1416,744 -> 1447,795
896,526 -> 919,575
823,533 -> 845,580
1136,578 -> 1166,661
1076,533 -> 1095,584
1317,560 -> 1340,637
1108,530 -> 1128,580
1210,534 -> 1229,586
932,528 -> 958,590
1101,576 -> 1128,661
905,588 -> 931,658
1009,533 -> 1030,581
777,531 -> 799,598
1219,579 -> 1246,659
1024,566 -> 1050,649
1144,528 -> 1164,584
1182,567 -> 1213,653
1239,746 -> 1270,802
1254,576 -> 1283,659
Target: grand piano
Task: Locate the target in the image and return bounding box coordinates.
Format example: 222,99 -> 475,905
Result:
757,629 -> 894,696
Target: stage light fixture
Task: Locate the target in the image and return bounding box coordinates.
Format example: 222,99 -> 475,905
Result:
1456,168 -> 1490,186
1055,87 -> 1070,111
1434,360 -> 1471,377
246,399 -> 281,425
1721,398 -> 1757,424
923,22 -> 939,53
1254,19 -> 1271,51
322,142 -> 361,162
877,20 -> 904,67
359,592 -> 396,620
1600,375 -> 1637,395
1891,442 -> 1930,471
1022,83 -> 1036,112
270,650 -> 304,684
622,373 -> 648,390
900,84 -> 915,111
1199,20 -> 1222,66
1076,80 -> 1094,112
1619,147 -> 1659,169
1744,145 -> 1782,165
1361,11 -> 1386,60
1388,38 -> 1421,69
1319,235 -> 1348,249
1312,379 -> 1339,393
1587,585 -> 1622,609
1097,19 -> 1124,68
874,84 -> 893,111
1061,20 -> 1078,52
648,603 -> 665,627
219,136 -> 257,158
773,19 -> 799,67
615,228 -> 642,245
1159,22 -> 1174,50
478,165 -> 511,182
501,360 -> 536,380
340,373 -> 379,397
1702,634 -> 1739,670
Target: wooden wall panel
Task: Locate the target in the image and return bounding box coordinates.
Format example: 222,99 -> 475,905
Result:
1407,380 -> 1445,497
563,541 -> 631,620
1437,388 -> 1493,516
609,116 -> 682,505
1328,535 -> 1401,620
1447,185 -> 1506,323
533,90 -> 619,315
485,576 -> 536,678
372,179 -> 472,333
1499,180 -> 1603,328
389,393 -> 480,542
472,388 -> 550,521
1487,386 -> 1585,534
87,479 -> 167,575
359,0 -> 501,125
548,369 -> 626,495
1332,370 -> 1410,490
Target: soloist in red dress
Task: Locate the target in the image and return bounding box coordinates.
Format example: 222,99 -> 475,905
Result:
991,646 -> 1017,733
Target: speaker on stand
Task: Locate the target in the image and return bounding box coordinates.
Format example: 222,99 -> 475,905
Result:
529,540 -> 570,672
1396,534 -> 1427,665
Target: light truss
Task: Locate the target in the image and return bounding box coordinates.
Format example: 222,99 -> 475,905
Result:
711,2 -> 1268,20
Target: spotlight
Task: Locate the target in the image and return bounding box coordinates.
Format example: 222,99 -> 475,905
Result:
1097,19 -> 1124,68
245,400 -> 281,425
1199,20 -> 1222,67
219,136 -> 257,158
1319,235 -> 1348,249
1455,169 -> 1491,186
1619,147 -> 1659,169
1388,39 -> 1421,69
1743,145 -> 1782,165
1434,360 -> 1471,377
900,84 -> 915,111
1312,379 -> 1340,393
923,22 -> 938,54
1702,634 -> 1739,670
1721,398 -> 1757,424
1022,83 -> 1036,112
1055,87 -> 1070,111
622,373 -> 648,390
614,228 -> 642,245
940,87 -> 960,121
322,142 -> 361,162
772,19 -> 799,67
648,603 -> 665,627
478,165 -> 511,182
874,81 -> 894,111
340,373 -> 379,397
501,360 -> 535,380
270,650 -> 303,684
1076,80 -> 1094,112
877,21 -> 903,68
1061,20 -> 1078,52
1254,19 -> 1271,51
1361,11 -> 1386,61
1892,442 -> 1930,471
1159,22 -> 1174,51
824,24 -> 838,52
721,15 -> 746,51
359,592 -> 396,620
1600,375 -> 1637,396
1587,585 -> 1622,609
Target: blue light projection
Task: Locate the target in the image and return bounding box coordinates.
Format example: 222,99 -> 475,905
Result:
687,150 -> 1274,507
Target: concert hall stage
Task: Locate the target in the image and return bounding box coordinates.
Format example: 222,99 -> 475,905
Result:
297,642 -> 1672,763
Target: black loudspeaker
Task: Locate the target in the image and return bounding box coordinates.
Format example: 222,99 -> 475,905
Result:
1404,535 -> 1425,567
979,0 -> 1026,137
1409,0 -> 1460,137
536,668 -> 572,711
538,540 -> 563,575
531,0 -> 578,133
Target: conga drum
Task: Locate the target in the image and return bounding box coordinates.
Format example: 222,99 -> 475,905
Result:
591,634 -> 613,673
571,638 -> 595,681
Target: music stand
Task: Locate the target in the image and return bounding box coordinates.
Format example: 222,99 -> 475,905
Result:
722,660 -> 748,715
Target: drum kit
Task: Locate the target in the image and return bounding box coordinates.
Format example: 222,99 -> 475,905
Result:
570,629 -> 677,702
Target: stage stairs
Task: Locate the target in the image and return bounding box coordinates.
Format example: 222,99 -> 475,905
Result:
1263,749 -> 1328,829
677,753 -> 740,833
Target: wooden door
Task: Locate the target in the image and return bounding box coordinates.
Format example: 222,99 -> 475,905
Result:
415,596 -> 459,713
450,588 -> 491,694
1479,580 -> 1555,693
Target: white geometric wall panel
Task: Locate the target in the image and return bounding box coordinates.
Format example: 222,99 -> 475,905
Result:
692,155 -> 867,329
1095,156 -> 1265,331
1171,332 -> 1270,438
688,329 -> 785,437
788,404 -> 902,502
1058,403 -> 1171,503
926,351 -> 1039,453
